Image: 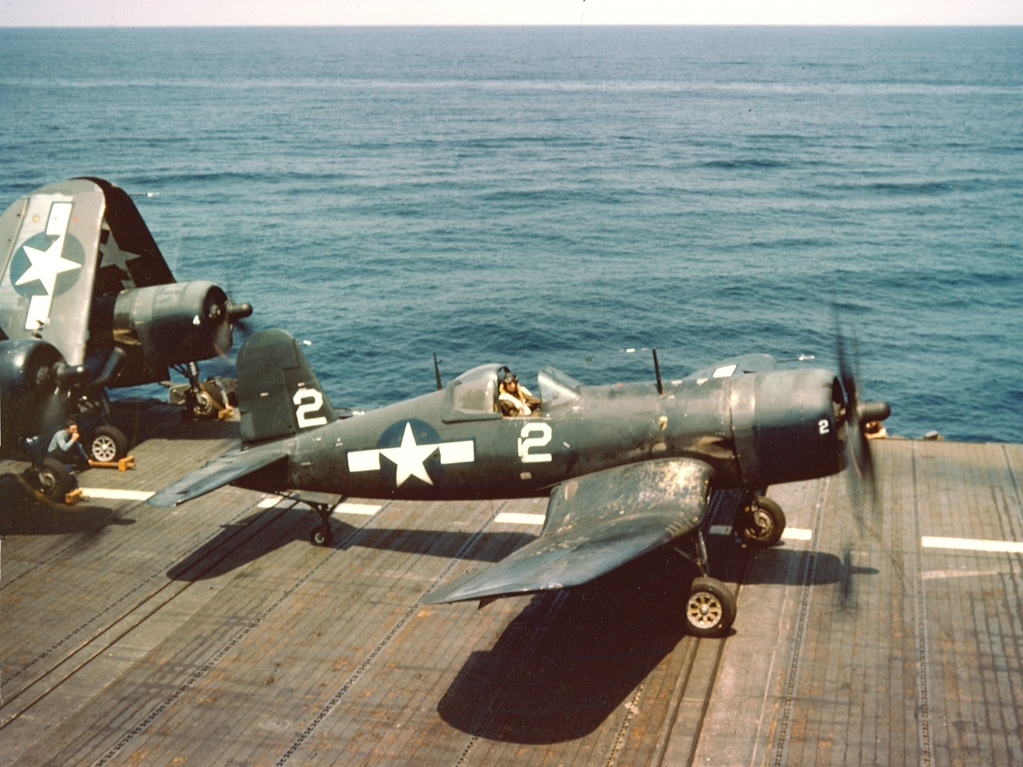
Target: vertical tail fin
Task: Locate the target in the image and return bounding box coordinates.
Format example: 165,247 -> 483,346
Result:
236,329 -> 337,444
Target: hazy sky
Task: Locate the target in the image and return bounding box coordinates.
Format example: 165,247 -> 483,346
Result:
1,0 -> 1020,27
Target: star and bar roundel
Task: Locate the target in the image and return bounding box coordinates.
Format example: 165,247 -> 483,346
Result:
346,420 -> 475,487
10,201 -> 86,330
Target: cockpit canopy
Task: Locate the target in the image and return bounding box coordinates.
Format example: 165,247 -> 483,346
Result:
442,363 -> 583,423
537,366 -> 582,407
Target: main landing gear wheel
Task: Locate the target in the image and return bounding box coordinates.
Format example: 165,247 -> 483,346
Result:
36,458 -> 74,501
309,526 -> 333,547
739,495 -> 786,548
89,425 -> 128,463
685,576 -> 736,638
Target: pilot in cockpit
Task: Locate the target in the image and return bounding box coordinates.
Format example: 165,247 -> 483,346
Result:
498,370 -> 542,417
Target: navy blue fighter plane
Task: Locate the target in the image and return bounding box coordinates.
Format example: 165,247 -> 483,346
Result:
150,329 -> 889,637
1,178 -> 252,499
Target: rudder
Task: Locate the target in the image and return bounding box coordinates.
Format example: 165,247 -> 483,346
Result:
237,329 -> 337,444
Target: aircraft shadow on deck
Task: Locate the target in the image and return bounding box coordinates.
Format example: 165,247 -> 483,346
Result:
0,475 -> 136,537
167,505 -> 537,582
439,549 -> 695,743
166,501 -> 878,587
740,542 -> 879,586
438,542 -> 878,744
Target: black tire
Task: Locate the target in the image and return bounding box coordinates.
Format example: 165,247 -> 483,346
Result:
37,458 -> 74,501
89,425 -> 128,463
685,576 -> 736,638
739,495 -> 786,548
192,390 -> 215,418
310,527 -> 333,547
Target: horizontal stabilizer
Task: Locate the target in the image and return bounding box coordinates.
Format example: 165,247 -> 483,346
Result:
147,440 -> 290,506
424,458 -> 712,604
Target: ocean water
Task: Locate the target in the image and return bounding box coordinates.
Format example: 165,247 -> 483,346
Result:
1,26 -> 1021,442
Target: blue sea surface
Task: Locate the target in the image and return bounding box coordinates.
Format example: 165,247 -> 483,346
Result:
1,27 -> 1021,442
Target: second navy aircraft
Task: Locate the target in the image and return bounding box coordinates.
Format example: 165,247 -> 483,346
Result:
151,329 -> 889,637
1,178 -> 252,498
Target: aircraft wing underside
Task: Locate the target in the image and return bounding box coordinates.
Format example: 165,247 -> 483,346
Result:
147,440 -> 291,507
424,457 -> 713,604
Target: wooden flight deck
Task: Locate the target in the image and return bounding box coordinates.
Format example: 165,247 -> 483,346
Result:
1,403 -> 1021,766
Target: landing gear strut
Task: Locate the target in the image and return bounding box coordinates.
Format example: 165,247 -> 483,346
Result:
306,500 -> 336,547
173,361 -> 216,419
673,529 -> 737,638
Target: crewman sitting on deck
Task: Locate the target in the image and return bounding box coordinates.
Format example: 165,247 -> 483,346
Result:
48,420 -> 89,469
499,371 -> 541,417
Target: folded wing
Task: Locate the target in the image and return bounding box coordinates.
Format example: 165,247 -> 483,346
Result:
147,440 -> 290,506
424,457 -> 713,604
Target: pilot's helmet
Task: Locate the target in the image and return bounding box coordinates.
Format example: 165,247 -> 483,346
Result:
502,371 -> 518,386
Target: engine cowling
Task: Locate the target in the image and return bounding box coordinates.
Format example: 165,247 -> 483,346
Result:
729,368 -> 845,488
108,281 -> 234,367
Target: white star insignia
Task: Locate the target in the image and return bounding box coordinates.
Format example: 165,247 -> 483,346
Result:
378,422 -> 439,486
346,425 -> 475,486
16,236 -> 81,295
99,229 -> 143,287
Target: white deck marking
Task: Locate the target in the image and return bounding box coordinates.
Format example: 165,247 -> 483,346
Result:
922,536 -> 1023,554
782,527 -> 813,541
495,512 -> 546,525
921,568 -> 1005,581
332,503 -> 381,516
257,497 -> 381,515
79,488 -> 154,501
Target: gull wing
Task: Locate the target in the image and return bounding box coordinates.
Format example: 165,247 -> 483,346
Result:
148,439 -> 290,507
424,458 -> 713,604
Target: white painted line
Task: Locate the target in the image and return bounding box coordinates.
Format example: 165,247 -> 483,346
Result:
922,536 -> 1023,554
782,528 -> 813,541
80,488 -> 154,501
333,503 -> 381,516
495,512 -> 546,526
921,569 -> 1005,581
257,498 -> 380,516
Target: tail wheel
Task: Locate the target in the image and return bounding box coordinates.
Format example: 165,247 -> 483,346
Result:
37,458 -> 74,501
739,495 -> 786,548
310,526 -> 333,547
685,576 -> 736,638
90,425 -> 128,463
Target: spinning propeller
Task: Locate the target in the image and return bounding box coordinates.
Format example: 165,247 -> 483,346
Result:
208,288 -> 254,359
836,332 -> 891,506
834,327 -> 891,606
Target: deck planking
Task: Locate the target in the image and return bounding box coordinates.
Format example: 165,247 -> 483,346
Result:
2,413 -> 1021,766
